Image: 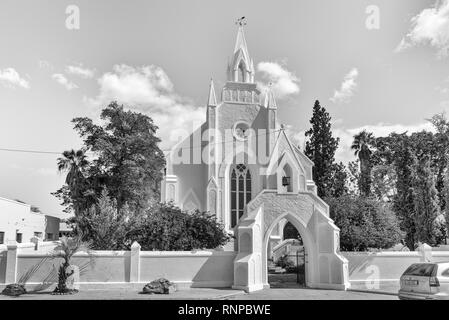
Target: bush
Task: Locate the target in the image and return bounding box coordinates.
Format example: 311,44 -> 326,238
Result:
72,194 -> 231,251
325,195 -> 403,251
133,203 -> 232,251
275,255 -> 294,269
286,263 -> 305,274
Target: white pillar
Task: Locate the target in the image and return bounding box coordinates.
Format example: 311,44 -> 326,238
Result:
5,242 -> 18,284
418,243 -> 432,262
130,241 -> 141,283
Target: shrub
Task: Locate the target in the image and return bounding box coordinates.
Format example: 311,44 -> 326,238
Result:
286,263 -> 305,274
72,194 -> 231,251
325,195 -> 403,251
275,255 -> 294,269
133,203 -> 231,251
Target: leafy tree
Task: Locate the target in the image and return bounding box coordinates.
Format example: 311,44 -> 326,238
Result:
326,195 -> 403,251
346,160 -> 360,195
411,156 -> 441,246
371,164 -> 397,202
351,130 -> 376,196
444,166 -> 449,243
428,112 -> 449,208
54,102 -> 166,213
305,100 -> 340,198
329,162 -> 348,197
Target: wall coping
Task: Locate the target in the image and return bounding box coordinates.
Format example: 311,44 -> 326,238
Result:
140,250 -> 237,257
16,249 -> 237,259
342,251 -> 422,257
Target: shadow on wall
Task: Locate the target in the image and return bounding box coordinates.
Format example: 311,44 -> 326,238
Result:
346,254 -> 375,276
15,255 -> 96,291
191,251 -> 235,287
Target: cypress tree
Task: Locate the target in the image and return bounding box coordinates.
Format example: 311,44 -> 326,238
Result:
305,100 -> 340,198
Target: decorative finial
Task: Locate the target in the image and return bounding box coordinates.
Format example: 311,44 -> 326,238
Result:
236,16 -> 247,27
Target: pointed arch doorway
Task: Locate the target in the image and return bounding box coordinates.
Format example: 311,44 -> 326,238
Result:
267,220 -> 306,288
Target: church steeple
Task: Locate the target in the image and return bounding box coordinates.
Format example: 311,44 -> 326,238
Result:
207,79 -> 217,106
262,85 -> 277,109
221,18 -> 260,105
227,19 -> 255,83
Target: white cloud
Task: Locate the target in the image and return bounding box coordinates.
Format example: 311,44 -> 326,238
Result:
256,62 -> 300,98
395,0 -> 449,58
85,64 -> 205,149
0,68 -> 30,89
65,64 -> 95,79
330,68 -> 359,104
52,73 -> 78,90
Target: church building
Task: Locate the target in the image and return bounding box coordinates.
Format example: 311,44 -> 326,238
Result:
161,22 -> 350,292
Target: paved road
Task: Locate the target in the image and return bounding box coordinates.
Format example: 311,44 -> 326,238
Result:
0,288 -> 245,300
0,287 -> 396,300
227,288 -> 397,300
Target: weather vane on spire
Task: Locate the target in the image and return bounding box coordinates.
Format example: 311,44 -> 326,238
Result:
236,16 -> 247,27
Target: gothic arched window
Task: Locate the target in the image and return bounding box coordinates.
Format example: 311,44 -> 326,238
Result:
230,164 -> 252,228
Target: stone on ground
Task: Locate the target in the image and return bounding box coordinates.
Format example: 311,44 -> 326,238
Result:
142,278 -> 177,294
2,283 -> 27,296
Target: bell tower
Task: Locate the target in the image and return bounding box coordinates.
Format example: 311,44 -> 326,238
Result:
222,18 -> 260,104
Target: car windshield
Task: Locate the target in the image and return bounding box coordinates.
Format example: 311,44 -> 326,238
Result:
403,264 -> 436,277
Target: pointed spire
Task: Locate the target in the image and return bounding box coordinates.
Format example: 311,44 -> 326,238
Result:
207,78 -> 217,107
262,85 -> 277,109
234,25 -> 250,60
228,19 -> 254,83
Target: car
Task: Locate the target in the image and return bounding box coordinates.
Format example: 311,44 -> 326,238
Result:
399,262 -> 449,300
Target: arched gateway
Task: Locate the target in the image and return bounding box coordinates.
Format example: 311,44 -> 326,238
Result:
232,190 -> 350,292
160,20 -> 350,292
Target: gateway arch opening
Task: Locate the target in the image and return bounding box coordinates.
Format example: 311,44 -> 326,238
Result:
267,220 -> 306,288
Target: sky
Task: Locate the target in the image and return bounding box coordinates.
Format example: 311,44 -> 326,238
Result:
0,0 -> 449,216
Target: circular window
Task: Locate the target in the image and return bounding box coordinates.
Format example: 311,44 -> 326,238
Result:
233,121 -> 251,141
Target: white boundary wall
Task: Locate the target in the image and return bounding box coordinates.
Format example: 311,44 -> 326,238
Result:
0,241 -> 236,290
342,244 -> 449,287
2,241 -> 449,290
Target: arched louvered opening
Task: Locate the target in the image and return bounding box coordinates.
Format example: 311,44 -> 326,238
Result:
237,60 -> 246,82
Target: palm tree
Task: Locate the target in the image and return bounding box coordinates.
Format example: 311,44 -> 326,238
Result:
51,235 -> 92,294
57,149 -> 89,215
351,130 -> 376,196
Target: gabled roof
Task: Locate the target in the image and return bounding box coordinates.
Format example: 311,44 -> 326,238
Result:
265,129 -> 309,175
